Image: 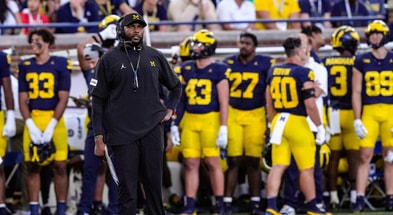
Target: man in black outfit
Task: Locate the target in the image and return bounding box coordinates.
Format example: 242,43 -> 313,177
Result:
89,13 -> 182,215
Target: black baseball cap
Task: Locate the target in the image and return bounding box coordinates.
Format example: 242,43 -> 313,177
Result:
122,13 -> 147,27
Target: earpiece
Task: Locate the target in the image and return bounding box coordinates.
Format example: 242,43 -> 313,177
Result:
116,16 -> 125,41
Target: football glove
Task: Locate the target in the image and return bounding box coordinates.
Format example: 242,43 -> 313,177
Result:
98,23 -> 117,42
26,118 -> 43,144
354,119 -> 368,139
315,125 -> 326,145
170,125 -> 180,146
2,110 -> 16,137
216,125 -> 228,148
30,141 -> 55,166
43,118 -> 58,143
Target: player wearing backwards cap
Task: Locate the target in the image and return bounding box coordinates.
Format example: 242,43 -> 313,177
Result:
221,32 -> 274,215
90,13 -> 181,215
76,15 -> 120,215
352,20 -> 393,212
18,28 -> 72,215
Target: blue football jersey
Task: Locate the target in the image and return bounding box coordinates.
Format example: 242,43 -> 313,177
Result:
224,54 -> 274,110
0,52 -> 11,108
322,55 -> 355,109
18,56 -> 72,110
267,63 -> 315,116
180,61 -> 230,114
354,51 -> 393,105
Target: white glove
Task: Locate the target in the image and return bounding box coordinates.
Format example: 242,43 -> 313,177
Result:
26,118 -> 43,144
354,119 -> 368,139
315,125 -> 326,145
98,24 -> 117,41
216,125 -> 228,148
325,126 -> 332,143
2,110 -> 16,137
170,125 -> 180,146
42,118 -> 58,143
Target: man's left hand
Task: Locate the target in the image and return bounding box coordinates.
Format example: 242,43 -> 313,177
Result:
2,110 -> 15,137
216,125 -> 228,148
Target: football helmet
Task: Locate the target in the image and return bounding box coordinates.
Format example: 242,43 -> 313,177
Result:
331,25 -> 360,55
191,29 -> 217,59
179,36 -> 193,61
30,141 -> 55,166
319,144 -> 330,170
99,15 -> 120,30
365,20 -> 390,49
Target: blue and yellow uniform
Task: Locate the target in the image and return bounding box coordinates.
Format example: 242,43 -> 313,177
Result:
0,52 -> 11,157
267,63 -> 316,169
322,55 -> 359,150
176,61 -> 230,158
354,52 -> 393,148
18,56 -> 72,162
224,55 -> 274,157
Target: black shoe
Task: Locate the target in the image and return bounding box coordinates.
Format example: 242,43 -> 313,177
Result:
386,195 -> 393,211
41,206 -> 52,215
92,204 -> 105,215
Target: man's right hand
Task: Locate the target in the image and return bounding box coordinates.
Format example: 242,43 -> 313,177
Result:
170,125 -> 180,146
25,118 -> 43,144
94,135 -> 105,157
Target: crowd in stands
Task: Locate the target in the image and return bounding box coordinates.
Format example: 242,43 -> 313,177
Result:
0,0 -> 392,35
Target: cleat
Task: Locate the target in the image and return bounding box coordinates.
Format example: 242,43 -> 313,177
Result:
386,195 -> 393,211
307,207 -> 326,215
279,204 -> 295,215
265,208 -> 281,215
352,202 -> 364,213
176,208 -> 197,215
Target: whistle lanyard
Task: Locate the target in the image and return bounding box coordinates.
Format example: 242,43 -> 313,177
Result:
126,51 -> 141,92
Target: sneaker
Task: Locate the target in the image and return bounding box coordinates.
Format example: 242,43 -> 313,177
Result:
265,208 -> 281,215
279,205 -> 295,215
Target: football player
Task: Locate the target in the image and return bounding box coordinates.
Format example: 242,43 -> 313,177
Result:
171,29 -> 230,215
322,25 -> 360,210
352,20 -> 393,212
18,29 -> 72,215
264,37 -> 325,215
222,32 -> 274,215
0,51 -> 16,215
280,33 -> 328,215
